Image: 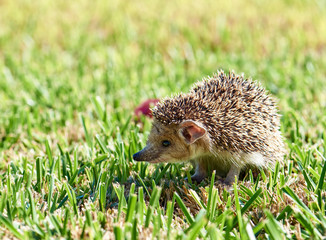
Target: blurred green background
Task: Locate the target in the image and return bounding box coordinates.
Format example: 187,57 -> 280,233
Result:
1,1 -> 325,143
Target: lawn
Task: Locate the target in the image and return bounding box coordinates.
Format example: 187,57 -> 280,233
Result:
0,0 -> 326,239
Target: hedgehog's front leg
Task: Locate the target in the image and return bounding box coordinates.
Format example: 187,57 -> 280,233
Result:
224,164 -> 241,185
191,159 -> 208,183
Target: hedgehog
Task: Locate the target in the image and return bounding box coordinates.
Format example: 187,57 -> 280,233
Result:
133,70 -> 285,184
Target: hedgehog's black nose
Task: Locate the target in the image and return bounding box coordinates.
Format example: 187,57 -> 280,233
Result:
133,152 -> 142,162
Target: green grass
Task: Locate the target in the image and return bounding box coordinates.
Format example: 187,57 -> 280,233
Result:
1,0 -> 326,239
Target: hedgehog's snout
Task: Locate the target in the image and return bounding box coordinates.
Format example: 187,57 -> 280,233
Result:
133,145 -> 163,163
133,146 -> 152,162
133,151 -> 143,162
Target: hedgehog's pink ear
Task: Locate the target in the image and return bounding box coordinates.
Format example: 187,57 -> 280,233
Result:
179,120 -> 207,144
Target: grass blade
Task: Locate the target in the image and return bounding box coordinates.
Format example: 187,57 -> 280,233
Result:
241,188 -> 262,214
0,214 -> 24,239
315,150 -> 326,192
174,192 -> 194,225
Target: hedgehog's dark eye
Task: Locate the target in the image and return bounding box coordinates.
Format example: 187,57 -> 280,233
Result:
162,140 -> 171,147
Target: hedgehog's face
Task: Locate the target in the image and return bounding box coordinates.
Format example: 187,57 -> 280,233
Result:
133,120 -> 208,164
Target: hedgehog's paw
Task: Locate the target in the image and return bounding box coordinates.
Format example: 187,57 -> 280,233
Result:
222,177 -> 235,186
223,165 -> 241,186
190,162 -> 208,183
216,177 -> 232,186
190,173 -> 206,183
